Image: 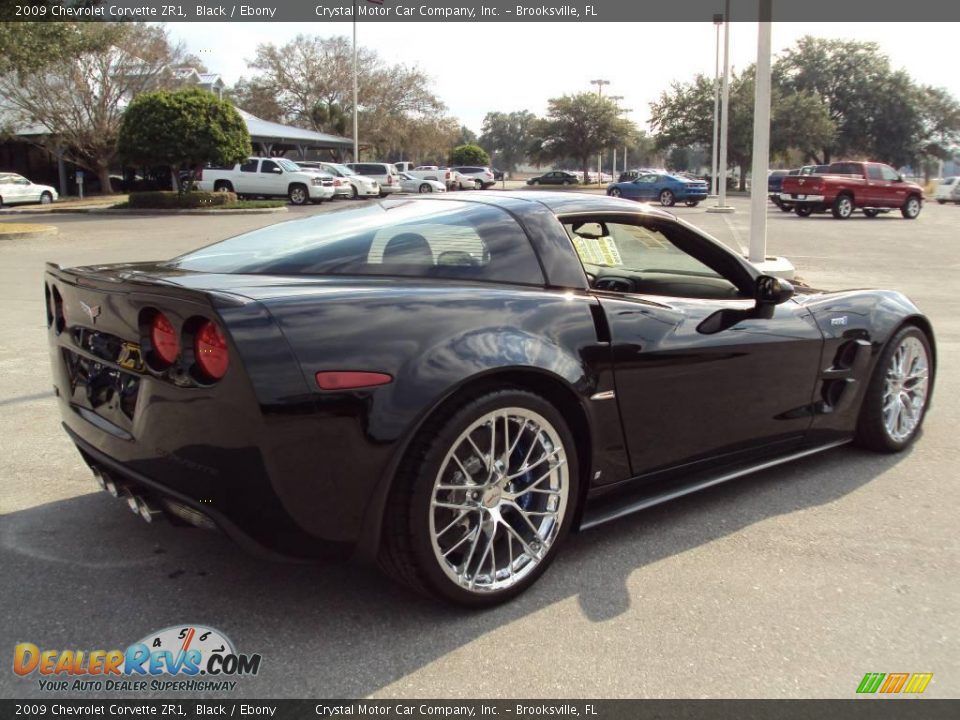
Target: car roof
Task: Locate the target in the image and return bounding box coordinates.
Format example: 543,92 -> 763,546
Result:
420,190 -> 677,219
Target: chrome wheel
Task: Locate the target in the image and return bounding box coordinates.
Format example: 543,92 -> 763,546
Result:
429,408 -> 569,594
610,188 -> 621,197
659,189 -> 674,206
882,336 -> 930,443
903,196 -> 921,219
289,186 -> 308,205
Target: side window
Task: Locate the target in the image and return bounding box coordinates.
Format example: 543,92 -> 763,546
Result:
880,165 -> 900,182
564,218 -> 749,300
240,159 -> 259,173
866,165 -> 884,180
260,160 -> 280,174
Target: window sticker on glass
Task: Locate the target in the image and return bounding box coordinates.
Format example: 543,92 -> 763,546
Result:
572,236 -> 622,267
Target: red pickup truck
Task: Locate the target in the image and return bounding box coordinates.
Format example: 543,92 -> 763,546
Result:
780,161 -> 924,220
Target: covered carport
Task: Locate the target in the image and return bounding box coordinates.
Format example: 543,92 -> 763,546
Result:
237,109 -> 360,162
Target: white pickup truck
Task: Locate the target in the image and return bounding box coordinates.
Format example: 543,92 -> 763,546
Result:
196,157 -> 336,205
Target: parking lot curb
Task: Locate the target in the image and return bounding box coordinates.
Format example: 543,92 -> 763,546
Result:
0,224 -> 58,240
0,206 -> 289,216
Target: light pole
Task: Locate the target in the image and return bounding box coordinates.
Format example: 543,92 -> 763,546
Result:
749,0 -> 772,264
711,13 -> 723,197
609,95 -> 624,178
590,79 -> 610,184
352,0 -> 359,162
619,107 -> 633,178
707,0 -> 735,213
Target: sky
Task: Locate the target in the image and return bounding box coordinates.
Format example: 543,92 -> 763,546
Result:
168,21 -> 960,134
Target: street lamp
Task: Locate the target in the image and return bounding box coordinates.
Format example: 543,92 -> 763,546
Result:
609,95 -> 624,179
707,0 -> 735,213
590,79 -> 610,185
619,108 -> 633,178
352,0 -> 359,162
711,12 -> 723,197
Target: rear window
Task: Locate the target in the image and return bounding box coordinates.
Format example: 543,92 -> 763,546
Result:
943,178 -> 957,186
170,200 -> 545,286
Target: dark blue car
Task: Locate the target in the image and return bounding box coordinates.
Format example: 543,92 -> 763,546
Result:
606,172 -> 708,207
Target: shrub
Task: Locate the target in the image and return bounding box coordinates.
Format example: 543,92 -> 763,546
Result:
128,191 -> 238,209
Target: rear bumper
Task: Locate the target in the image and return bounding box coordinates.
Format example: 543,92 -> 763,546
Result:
66,424 -> 353,562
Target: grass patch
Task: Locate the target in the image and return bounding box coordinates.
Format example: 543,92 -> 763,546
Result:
0,223 -> 54,234
112,199 -> 286,210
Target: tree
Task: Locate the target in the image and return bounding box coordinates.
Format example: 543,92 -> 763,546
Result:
117,87 -> 251,191
530,93 -> 635,182
227,76 -> 285,123
479,110 -> 537,171
455,125 -> 478,146
245,34 -> 447,158
0,22 -> 183,192
450,144 -> 490,166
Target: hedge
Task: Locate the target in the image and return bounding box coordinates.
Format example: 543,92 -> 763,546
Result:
128,191 -> 239,209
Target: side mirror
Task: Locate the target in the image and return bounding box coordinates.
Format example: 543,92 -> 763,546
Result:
271,168 -> 283,174
754,275 -> 794,318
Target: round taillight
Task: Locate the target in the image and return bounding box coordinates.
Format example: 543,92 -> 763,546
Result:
150,312 -> 179,365
194,320 -> 228,381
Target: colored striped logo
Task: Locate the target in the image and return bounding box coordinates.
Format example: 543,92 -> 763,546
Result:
857,672 -> 933,694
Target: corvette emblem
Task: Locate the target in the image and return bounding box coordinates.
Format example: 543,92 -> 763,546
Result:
79,301 -> 101,324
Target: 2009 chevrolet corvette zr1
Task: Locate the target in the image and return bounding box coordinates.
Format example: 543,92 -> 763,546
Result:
46,192 -> 935,605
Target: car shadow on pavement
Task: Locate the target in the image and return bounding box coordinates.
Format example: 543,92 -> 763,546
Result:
0,444 -> 909,698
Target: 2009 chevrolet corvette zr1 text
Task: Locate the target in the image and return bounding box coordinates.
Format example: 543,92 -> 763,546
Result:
46,192 -> 935,605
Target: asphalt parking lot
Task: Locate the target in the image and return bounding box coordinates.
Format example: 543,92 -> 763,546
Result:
1,195 -> 958,699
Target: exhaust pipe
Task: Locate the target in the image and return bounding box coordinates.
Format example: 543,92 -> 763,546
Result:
135,496 -> 163,524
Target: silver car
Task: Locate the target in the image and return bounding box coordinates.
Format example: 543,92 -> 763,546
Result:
398,172 -> 446,194
345,162 -> 402,196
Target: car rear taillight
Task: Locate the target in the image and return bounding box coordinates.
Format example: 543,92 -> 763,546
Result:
194,320 -> 228,381
315,371 -> 392,390
445,171 -> 451,179
387,175 -> 394,185
151,312 -> 179,365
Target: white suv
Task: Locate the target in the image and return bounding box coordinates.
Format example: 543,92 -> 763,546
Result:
345,163 -> 402,197
451,166 -> 496,189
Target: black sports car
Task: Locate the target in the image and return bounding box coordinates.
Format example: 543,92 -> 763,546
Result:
45,192 -> 936,606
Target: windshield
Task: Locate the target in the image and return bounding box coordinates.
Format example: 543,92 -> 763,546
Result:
277,158 -> 301,172
326,163 -> 356,176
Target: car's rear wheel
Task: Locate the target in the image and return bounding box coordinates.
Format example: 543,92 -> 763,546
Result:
831,193 -> 854,219
419,183 -> 432,193
609,188 -> 621,197
40,191 -> 53,205
780,204 -> 794,212
901,195 -> 922,219
288,184 -> 309,205
685,200 -> 700,207
659,189 -> 675,207
380,389 -> 578,606
795,205 -> 814,217
863,208 -> 880,218
855,325 -> 933,453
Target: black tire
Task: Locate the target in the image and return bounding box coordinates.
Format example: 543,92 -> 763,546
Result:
530,179 -> 539,186
609,188 -> 621,197
685,200 -> 700,207
288,184 -> 309,205
863,208 -> 880,218
780,204 -> 794,212
831,193 -> 854,219
351,185 -> 359,199
659,189 -> 675,207
40,191 -> 53,205
937,199 -> 946,205
419,183 -> 432,194
795,205 -> 814,217
379,388 -> 579,607
854,325 -> 933,453
213,181 -> 233,193
901,194 -> 922,219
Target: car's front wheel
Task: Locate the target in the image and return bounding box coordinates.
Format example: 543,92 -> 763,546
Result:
380,389 -> 578,606
419,183 -> 432,193
855,325 -> 933,453
40,191 -> 53,205
609,188 -> 621,197
288,184 -> 309,205
901,195 -> 922,219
